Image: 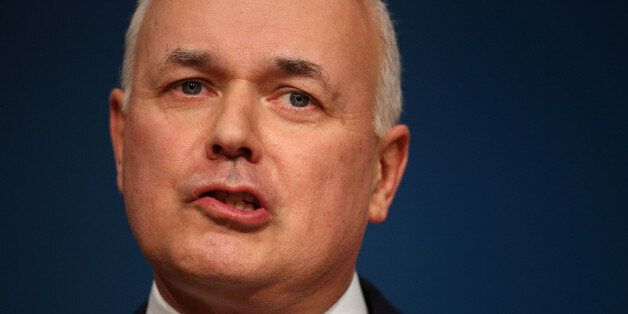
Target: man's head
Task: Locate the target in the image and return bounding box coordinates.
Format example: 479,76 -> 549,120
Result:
109,0 -> 409,311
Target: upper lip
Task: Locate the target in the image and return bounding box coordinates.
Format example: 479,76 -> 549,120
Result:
188,182 -> 268,210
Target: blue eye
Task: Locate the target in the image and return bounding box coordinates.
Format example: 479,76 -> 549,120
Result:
289,92 -> 311,107
180,81 -> 203,95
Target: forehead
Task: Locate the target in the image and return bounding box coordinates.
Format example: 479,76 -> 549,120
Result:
135,0 -> 380,93
142,0 -> 374,47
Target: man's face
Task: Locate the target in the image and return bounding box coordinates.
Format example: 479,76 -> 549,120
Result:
110,0 -> 402,296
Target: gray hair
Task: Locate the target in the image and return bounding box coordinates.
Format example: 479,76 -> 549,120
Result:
120,0 -> 402,136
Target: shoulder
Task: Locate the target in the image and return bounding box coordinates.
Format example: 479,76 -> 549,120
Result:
359,276 -> 402,314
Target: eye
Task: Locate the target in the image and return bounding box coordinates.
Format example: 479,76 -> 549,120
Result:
289,92 -> 311,107
269,89 -> 323,121
179,80 -> 203,95
280,91 -> 317,108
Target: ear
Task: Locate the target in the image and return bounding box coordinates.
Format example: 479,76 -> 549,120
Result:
109,88 -> 126,193
368,124 -> 410,223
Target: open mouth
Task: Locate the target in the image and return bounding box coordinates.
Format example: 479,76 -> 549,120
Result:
193,186 -> 270,227
202,190 -> 261,212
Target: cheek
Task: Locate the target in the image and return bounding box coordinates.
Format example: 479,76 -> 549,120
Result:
124,116 -> 175,193
124,109 -> 203,186
320,138 -> 375,221
121,109 -> 203,240
271,131 -> 376,245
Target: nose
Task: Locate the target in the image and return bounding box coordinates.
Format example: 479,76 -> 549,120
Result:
206,84 -> 261,163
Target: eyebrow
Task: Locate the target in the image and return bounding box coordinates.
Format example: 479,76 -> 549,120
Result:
157,48 -> 217,73
276,57 -> 330,84
154,48 -> 335,95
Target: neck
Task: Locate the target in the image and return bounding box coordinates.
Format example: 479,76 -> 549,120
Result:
153,269 -> 355,313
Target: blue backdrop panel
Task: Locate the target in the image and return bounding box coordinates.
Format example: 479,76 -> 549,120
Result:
1,1 -> 626,313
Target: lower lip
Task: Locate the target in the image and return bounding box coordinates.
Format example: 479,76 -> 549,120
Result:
194,196 -> 271,227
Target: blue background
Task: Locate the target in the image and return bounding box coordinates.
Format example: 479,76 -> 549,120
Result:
1,1 -> 626,313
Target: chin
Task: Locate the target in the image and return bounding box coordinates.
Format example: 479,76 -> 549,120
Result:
151,231 -> 275,288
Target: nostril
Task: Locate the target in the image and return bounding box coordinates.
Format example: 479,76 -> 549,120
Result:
212,144 -> 223,156
239,147 -> 252,159
211,144 -> 253,160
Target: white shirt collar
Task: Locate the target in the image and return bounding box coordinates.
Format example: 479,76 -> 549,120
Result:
325,273 -> 368,314
146,281 -> 179,314
147,272 -> 367,314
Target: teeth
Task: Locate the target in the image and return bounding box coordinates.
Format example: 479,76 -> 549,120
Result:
214,191 -> 257,211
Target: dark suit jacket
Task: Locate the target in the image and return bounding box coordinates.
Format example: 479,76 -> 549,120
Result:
134,277 -> 400,314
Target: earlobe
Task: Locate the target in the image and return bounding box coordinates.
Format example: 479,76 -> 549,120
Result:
368,125 -> 410,223
109,88 -> 126,193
